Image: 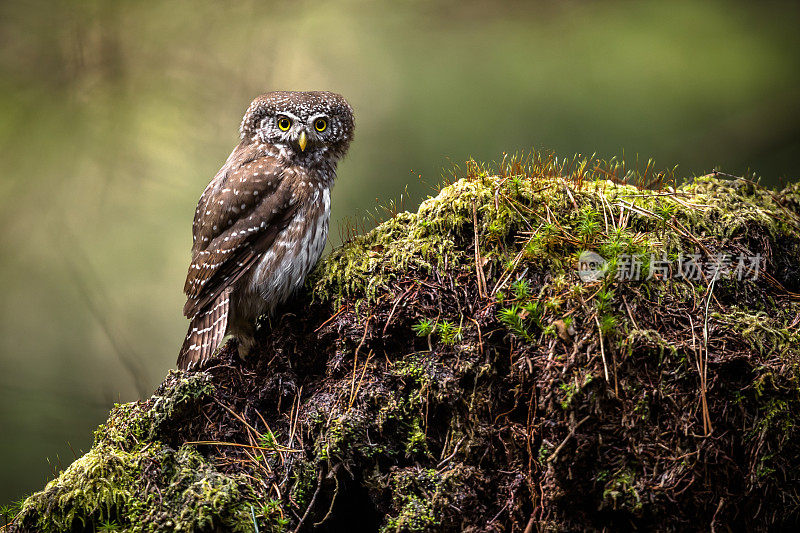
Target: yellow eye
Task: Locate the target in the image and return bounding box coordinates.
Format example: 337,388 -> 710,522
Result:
277,117 -> 292,131
314,118 -> 328,132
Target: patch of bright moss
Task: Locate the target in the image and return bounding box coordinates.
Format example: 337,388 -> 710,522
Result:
94,371 -> 216,451
313,166 -> 800,309
14,372 -> 284,533
16,441 -> 274,533
381,467 -> 466,533
714,308 -> 800,361
598,468 -> 643,514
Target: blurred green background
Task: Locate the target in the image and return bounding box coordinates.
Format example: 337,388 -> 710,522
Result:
1,0 -> 799,504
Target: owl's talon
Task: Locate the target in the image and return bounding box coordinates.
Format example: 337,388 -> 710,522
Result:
237,336 -> 257,361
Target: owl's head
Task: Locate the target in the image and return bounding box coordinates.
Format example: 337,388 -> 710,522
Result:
240,91 -> 354,166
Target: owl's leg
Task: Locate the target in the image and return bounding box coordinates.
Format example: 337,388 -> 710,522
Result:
236,331 -> 257,360
227,290 -> 260,361
227,314 -> 257,361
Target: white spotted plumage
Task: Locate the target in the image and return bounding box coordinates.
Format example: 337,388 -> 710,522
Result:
249,187 -> 330,307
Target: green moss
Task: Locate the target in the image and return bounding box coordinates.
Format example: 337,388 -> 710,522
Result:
404,418 -> 429,457
680,177 -> 795,241
391,354 -> 434,386
16,444 -> 140,531
599,468 -> 643,514
382,495 -> 438,533
714,308 -> 800,362
381,468 -> 465,533
313,153 -> 800,310
559,373 -> 594,411
94,371 -> 216,450
289,460 -> 317,510
15,371 -> 284,533
622,329 -> 679,360
312,179 -> 498,303
138,445 -> 258,533
93,401 -> 153,450
16,441 -> 272,533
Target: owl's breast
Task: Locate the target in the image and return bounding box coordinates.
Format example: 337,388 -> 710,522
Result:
244,185 -> 331,315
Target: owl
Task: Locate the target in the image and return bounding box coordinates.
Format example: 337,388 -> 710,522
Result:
178,91 -> 355,369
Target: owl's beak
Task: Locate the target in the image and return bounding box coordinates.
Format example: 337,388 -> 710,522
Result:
297,130 -> 308,152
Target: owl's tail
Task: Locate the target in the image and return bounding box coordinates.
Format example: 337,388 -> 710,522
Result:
178,291 -> 230,370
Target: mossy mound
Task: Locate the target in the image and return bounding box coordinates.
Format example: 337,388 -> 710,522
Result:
9,154 -> 800,532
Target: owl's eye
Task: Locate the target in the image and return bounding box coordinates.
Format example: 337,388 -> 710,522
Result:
277,117 -> 292,131
314,118 -> 328,132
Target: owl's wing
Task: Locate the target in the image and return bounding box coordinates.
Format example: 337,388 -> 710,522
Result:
190,143 -> 267,256
182,152 -> 300,319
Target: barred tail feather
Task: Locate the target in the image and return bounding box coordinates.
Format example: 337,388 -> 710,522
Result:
178,291 -> 230,370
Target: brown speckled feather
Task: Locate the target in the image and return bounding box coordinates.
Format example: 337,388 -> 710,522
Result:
183,148 -> 301,316
178,144 -> 302,368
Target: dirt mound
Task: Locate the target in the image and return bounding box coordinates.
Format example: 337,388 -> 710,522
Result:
10,154 -> 800,532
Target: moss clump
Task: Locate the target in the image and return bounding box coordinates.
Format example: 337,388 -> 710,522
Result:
8,151 -> 800,532
14,442 -> 265,532
598,468 -> 643,515
714,308 -> 800,360
17,444 -> 140,531
379,468 -> 465,533
12,372 -> 276,532
313,172 -> 541,304
94,371 -> 215,451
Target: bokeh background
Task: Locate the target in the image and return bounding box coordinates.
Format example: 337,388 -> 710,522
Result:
1,0 -> 799,504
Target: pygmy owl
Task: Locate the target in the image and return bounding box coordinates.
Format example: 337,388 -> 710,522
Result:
178,91 -> 355,369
